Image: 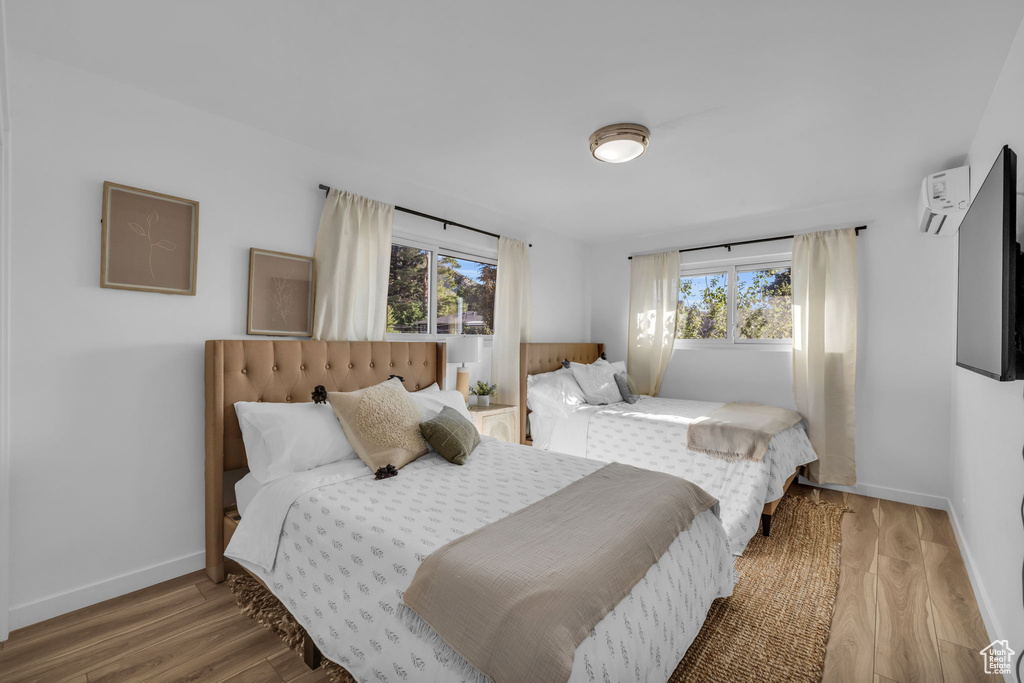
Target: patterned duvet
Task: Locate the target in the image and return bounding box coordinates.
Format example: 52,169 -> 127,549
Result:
530,397 -> 819,554
226,439 -> 736,683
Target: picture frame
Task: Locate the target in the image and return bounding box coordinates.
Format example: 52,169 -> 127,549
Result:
247,248 -> 316,337
100,181 -> 199,295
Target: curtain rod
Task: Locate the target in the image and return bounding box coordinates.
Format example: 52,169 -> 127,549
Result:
626,225 -> 867,260
318,184 -> 531,247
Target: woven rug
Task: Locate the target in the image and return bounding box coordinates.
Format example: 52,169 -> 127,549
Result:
229,493 -> 845,683
672,494 -> 846,682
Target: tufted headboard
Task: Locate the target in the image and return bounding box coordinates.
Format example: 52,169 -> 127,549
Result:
518,342 -> 604,445
204,339 -> 446,581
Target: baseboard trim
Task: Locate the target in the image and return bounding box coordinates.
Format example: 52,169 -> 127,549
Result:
7,551 -> 204,632
805,478 -> 951,510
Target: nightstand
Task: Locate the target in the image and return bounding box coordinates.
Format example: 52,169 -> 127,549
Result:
468,403 -> 519,444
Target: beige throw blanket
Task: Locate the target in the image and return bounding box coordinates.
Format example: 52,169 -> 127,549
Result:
399,462 -> 718,683
687,402 -> 803,462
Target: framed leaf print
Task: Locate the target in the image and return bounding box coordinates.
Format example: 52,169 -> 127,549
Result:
101,181 -> 199,295
247,248 -> 316,337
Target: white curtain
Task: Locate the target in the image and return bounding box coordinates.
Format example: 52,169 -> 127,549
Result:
627,251 -> 679,396
792,227 -> 858,485
492,237 -> 532,406
312,189 -> 394,341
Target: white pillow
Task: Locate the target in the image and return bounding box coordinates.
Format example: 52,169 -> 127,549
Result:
569,361 -> 623,405
409,388 -> 473,422
234,402 -> 357,484
420,383 -> 441,392
526,368 -> 586,413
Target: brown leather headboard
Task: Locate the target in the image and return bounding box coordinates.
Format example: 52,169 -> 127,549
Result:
204,339 -> 446,581
518,342 -> 605,445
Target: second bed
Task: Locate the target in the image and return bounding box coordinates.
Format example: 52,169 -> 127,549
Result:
520,342 -> 818,555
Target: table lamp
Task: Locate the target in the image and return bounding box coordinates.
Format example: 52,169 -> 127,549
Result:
448,336 -> 482,404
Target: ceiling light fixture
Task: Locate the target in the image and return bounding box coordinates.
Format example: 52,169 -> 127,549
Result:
589,123 -> 650,163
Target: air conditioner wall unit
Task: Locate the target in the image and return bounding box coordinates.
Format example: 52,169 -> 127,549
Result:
919,165 -> 970,236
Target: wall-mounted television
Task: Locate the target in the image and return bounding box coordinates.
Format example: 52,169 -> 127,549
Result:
956,145 -> 1022,381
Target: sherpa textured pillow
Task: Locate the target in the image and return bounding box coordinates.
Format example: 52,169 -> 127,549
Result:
419,405 -> 480,465
568,360 -> 623,405
327,377 -> 429,473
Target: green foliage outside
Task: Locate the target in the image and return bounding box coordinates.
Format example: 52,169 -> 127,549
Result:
676,274 -> 728,339
675,267 -> 792,340
386,245 -> 496,334
387,245 -> 430,333
736,267 -> 792,339
436,256 -> 496,335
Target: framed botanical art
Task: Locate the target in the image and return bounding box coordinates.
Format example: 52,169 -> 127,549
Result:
247,248 -> 316,337
101,181 -> 199,295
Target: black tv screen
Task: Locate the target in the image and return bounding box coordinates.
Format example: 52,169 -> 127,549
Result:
956,145 -> 1020,381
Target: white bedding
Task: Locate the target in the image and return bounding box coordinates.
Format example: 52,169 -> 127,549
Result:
529,397 -> 818,555
226,438 -> 736,683
234,472 -> 261,517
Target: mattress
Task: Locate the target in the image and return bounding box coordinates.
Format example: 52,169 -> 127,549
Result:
234,472 -> 262,517
529,396 -> 818,554
225,439 -> 736,683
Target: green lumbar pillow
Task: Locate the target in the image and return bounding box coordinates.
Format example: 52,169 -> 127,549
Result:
419,405 -> 481,465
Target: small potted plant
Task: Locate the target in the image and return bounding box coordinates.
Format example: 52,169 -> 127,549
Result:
470,381 -> 498,407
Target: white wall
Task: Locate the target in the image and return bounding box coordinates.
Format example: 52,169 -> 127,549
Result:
589,193 -> 958,505
0,0 -> 12,642
949,16 -> 1024,664
5,49 -> 590,629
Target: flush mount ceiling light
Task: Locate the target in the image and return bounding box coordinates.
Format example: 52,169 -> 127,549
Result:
589,123 -> 651,163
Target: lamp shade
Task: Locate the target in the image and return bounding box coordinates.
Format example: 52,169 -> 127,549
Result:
447,336 -> 482,364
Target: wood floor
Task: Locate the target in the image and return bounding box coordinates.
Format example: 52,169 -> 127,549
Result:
0,485 -> 991,683
791,484 -> 994,683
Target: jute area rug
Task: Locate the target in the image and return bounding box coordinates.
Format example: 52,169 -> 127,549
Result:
229,494 -> 845,683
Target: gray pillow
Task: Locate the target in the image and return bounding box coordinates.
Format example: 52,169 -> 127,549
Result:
569,361 -> 622,405
419,406 -> 480,465
614,373 -> 639,404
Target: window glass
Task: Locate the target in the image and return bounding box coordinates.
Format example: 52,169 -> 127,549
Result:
437,254 -> 496,335
386,244 -> 431,334
676,272 -> 729,339
737,266 -> 792,339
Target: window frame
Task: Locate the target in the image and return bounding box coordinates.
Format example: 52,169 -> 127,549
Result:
385,235 -> 498,341
675,257 -> 793,350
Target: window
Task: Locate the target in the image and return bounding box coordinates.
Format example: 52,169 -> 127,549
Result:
387,244 -> 430,334
676,261 -> 792,346
736,265 -> 792,340
677,271 -> 729,340
386,240 -> 497,337
437,254 -> 496,335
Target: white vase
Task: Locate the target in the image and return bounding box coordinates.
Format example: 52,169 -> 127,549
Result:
477,395 -> 490,407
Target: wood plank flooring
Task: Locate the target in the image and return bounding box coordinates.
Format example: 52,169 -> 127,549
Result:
786,484 -> 993,683
0,485 -> 989,683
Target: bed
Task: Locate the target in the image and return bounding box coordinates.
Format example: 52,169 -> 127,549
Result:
518,342 -> 818,555
205,339 -> 736,683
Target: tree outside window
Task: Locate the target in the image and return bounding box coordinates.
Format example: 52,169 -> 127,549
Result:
675,263 -> 792,344
385,243 -> 496,335
437,255 -> 496,335
677,272 -> 728,339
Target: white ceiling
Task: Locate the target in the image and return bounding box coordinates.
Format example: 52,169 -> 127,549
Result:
8,0 -> 1023,242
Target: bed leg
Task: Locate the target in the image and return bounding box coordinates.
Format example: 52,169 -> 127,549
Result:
761,513 -> 772,537
205,561 -> 225,584
303,634 -> 323,670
